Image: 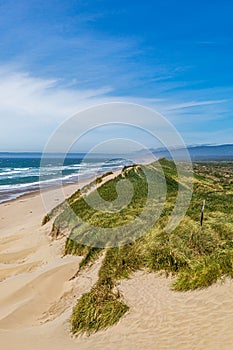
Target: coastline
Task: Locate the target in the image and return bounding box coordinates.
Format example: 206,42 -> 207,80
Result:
1,168 -> 233,349
0,176 -> 95,207
0,169 -> 122,236
0,173 -> 105,206
0,153 -> 154,206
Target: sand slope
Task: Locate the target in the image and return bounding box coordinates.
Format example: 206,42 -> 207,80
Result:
1,183 -> 233,349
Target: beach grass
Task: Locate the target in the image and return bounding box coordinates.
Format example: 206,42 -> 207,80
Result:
46,159 -> 233,334
71,284 -> 129,335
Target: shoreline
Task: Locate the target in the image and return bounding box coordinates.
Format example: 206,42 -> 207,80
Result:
0,171 -> 109,206
0,154 -> 154,206
0,177 -> 94,207
0,169 -> 121,237
0,168 -> 120,208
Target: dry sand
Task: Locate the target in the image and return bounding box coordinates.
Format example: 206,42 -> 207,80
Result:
0,178 -> 233,349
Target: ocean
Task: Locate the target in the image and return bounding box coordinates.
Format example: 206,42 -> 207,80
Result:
0,153 -> 131,203
2,145 -> 232,204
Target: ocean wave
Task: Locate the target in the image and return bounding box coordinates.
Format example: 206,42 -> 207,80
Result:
0,157 -> 132,203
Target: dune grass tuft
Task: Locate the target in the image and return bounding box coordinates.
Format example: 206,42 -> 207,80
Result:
42,214 -> 50,225
71,284 -> 129,335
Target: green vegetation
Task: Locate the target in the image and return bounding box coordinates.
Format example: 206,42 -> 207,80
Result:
41,171 -> 115,228
41,214 -> 50,226
71,284 -> 129,335
46,159 -> 233,334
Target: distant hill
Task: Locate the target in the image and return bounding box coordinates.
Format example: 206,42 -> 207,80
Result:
147,144 -> 233,161
2,144 -> 233,161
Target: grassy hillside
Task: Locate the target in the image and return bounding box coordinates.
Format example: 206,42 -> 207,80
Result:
44,159 -> 233,335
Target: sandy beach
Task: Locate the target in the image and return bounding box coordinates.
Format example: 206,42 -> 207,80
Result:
0,180 -> 233,350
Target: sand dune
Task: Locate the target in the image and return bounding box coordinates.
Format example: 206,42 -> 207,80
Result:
0,260 -> 42,281
0,246 -> 41,264
0,182 -> 233,349
0,258 -> 81,329
0,232 -> 26,248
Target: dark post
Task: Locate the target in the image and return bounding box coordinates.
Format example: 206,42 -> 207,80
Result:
200,199 -> 206,229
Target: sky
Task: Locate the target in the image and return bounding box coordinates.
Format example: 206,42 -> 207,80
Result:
0,0 -> 232,152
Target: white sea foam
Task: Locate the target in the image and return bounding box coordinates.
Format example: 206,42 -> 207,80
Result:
0,158 -> 131,203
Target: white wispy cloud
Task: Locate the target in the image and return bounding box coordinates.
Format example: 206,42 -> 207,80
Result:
0,67 -> 112,118
182,127 -> 233,145
0,66 -> 165,151
163,99 -> 227,111
0,66 -> 231,152
0,67 -> 115,150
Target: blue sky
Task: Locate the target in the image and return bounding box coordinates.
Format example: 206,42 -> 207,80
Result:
0,0 -> 232,152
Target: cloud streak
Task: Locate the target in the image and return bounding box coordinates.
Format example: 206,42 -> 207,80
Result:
163,99 -> 227,111
0,65 -> 231,152
0,67 -> 115,150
